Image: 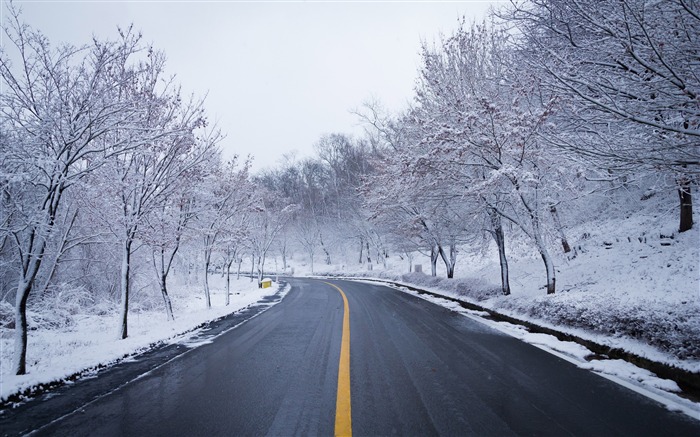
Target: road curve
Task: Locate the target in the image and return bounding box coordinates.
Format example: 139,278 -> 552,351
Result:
338,278 -> 699,435
3,277 -> 699,436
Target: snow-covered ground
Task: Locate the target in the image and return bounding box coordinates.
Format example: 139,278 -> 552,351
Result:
0,276 -> 283,403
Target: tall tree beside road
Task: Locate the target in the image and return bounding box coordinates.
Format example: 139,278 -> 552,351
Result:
100,46 -> 220,338
247,188 -> 298,286
193,157 -> 253,308
377,22 -> 564,292
506,0 -> 700,232
0,10 -> 144,373
142,192 -> 196,321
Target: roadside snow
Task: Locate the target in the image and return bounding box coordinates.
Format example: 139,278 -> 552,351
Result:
0,276 -> 283,403
457,302 -> 699,420
580,359 -> 681,393
302,205 -> 700,419
356,275 -> 700,420
522,333 -> 593,361
309,215 -> 700,374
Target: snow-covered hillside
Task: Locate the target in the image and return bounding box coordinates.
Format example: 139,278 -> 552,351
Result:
304,195 -> 700,374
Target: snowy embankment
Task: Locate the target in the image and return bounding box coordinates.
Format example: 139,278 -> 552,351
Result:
314,217 -> 700,375
0,277 -> 282,404
308,216 -> 700,417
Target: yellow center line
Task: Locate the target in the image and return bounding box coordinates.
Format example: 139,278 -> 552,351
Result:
324,281 -> 352,437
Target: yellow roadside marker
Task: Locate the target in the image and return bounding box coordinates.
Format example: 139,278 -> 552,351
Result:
324,281 -> 352,437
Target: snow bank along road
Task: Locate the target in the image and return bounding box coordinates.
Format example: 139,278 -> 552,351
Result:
3,278 -> 700,436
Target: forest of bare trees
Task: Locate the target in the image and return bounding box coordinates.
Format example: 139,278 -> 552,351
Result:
2,0 -> 697,375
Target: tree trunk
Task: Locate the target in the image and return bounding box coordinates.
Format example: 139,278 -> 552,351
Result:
119,238 -> 132,339
438,244 -> 456,279
549,205 -> 571,253
320,233 -> 331,265
10,174 -> 64,373
679,178 -> 693,232
13,227 -> 46,375
430,244 -> 439,277
159,275 -> 175,321
489,208 -> 511,295
155,248 -> 175,321
237,258 -> 242,280
515,189 -> 555,294
281,244 -> 288,270
359,238 -> 364,264
534,232 -> 556,294
203,248 -> 212,308
257,253 -> 265,286
542,251 -> 556,295
13,279 -> 31,375
365,240 -> 373,270
225,260 -> 233,306
250,254 -> 255,283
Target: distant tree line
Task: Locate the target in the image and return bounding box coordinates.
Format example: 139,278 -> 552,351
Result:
0,6 -> 289,375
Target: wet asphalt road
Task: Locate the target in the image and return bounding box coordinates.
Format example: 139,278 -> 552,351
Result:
3,278 -> 700,436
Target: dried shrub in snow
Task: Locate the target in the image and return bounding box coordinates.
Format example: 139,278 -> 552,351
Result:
399,272 -> 443,289
0,301 -> 13,329
448,278 -> 502,302
27,285 -> 94,330
493,293 -> 700,360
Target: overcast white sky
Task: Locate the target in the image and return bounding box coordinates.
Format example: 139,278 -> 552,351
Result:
4,0 -> 498,172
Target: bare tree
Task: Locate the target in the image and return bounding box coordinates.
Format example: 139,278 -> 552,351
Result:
506,0 -> 700,231
105,48 -> 220,337
407,20 -> 563,292
247,188 -> 297,286
0,10 -> 143,374
142,193 -> 196,320
193,157 -> 253,308
295,213 -> 321,274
